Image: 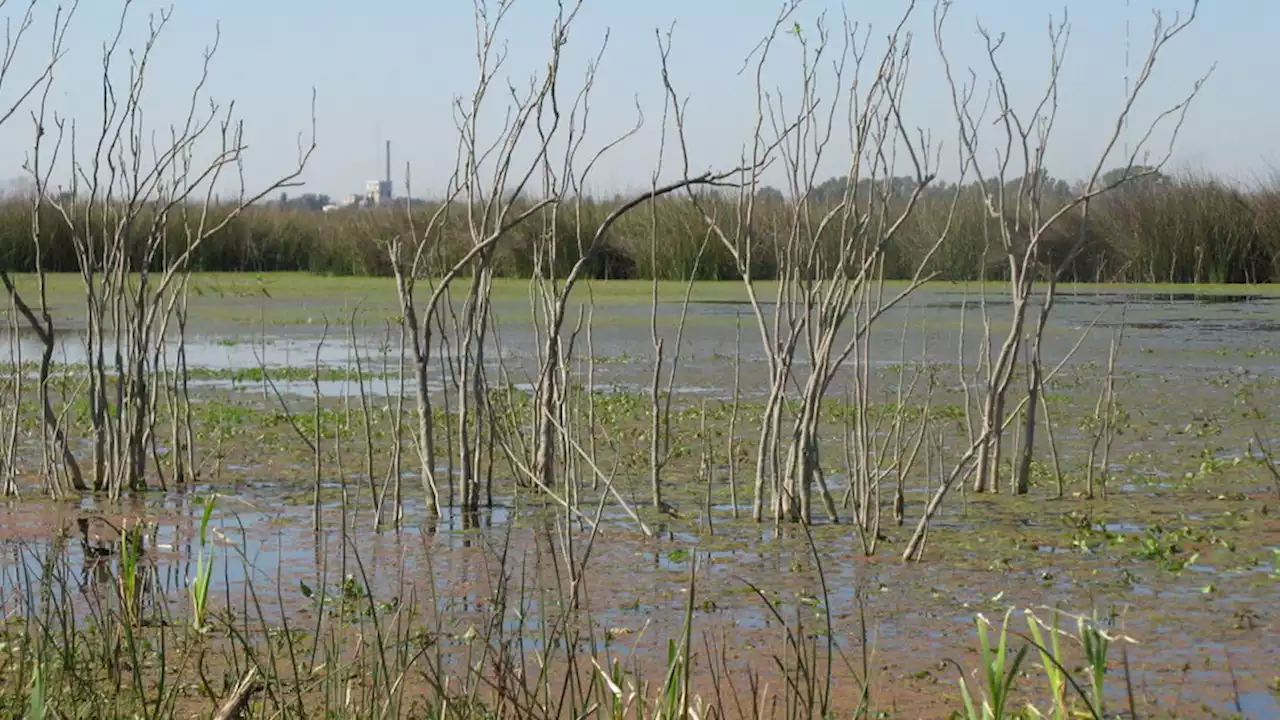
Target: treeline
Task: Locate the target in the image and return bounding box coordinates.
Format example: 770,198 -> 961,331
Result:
1,173 -> 1277,284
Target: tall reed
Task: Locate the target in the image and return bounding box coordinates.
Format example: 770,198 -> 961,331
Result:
3,174 -> 1276,282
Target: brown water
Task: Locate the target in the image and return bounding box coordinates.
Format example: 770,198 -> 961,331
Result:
1,284 -> 1278,717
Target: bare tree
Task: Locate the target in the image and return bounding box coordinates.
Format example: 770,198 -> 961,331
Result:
388,0 -> 586,519
0,0 -> 81,494
672,2 -> 959,526
904,0 -> 1207,559
3,3 -> 313,499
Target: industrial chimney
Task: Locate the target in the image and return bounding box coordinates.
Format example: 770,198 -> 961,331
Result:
376,141 -> 393,203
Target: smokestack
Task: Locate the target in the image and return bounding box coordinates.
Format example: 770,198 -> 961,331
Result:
385,141 -> 392,192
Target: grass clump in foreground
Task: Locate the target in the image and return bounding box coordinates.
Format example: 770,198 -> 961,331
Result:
957,607 -> 1131,720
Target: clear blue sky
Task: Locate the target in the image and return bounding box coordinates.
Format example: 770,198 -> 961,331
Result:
0,0 -> 1273,200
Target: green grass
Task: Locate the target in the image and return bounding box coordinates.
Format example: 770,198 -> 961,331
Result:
6,272 -> 1280,326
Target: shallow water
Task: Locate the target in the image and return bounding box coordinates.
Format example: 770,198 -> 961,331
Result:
1,480 -> 1276,716
1,283 -> 1278,715
5,285 -> 1277,399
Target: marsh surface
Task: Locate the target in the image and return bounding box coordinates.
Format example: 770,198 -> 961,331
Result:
1,275 -> 1278,718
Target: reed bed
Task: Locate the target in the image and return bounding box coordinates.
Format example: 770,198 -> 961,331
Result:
2,176 -> 1278,283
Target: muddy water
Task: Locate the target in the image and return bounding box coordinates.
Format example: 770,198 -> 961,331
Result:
1,486 -> 1277,717
1,285 -> 1278,716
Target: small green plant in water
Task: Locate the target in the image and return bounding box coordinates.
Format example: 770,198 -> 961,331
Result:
1024,609 -> 1068,720
190,494 -> 218,631
1080,612 -> 1110,718
1134,526 -> 1200,572
957,608 -> 1028,720
957,607 -> 1126,720
118,524 -> 144,626
654,557 -> 697,720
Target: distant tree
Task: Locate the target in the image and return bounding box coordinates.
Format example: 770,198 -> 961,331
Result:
971,169 -> 1070,200
1101,165 -> 1167,192
755,185 -> 784,203
734,174 -> 953,206
281,193 -> 330,211
1020,169 -> 1070,198
809,176 -> 846,204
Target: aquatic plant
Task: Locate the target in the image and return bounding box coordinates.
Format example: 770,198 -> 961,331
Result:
189,494 -> 218,631
957,609 -> 1028,720
954,607 -> 1140,720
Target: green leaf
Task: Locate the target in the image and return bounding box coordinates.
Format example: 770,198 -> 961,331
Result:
199,494 -> 217,547
28,665 -> 44,720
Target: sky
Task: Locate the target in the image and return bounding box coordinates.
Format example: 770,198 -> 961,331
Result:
0,0 -> 1273,201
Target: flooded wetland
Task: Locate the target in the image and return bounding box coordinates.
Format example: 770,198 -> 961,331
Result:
1,275 -> 1277,718
0,0 -> 1275,715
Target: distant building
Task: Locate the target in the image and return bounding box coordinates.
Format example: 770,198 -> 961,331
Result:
365,179 -> 392,206
330,139 -> 396,210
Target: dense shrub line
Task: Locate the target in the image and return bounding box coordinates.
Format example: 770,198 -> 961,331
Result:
1,175 -> 1277,283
